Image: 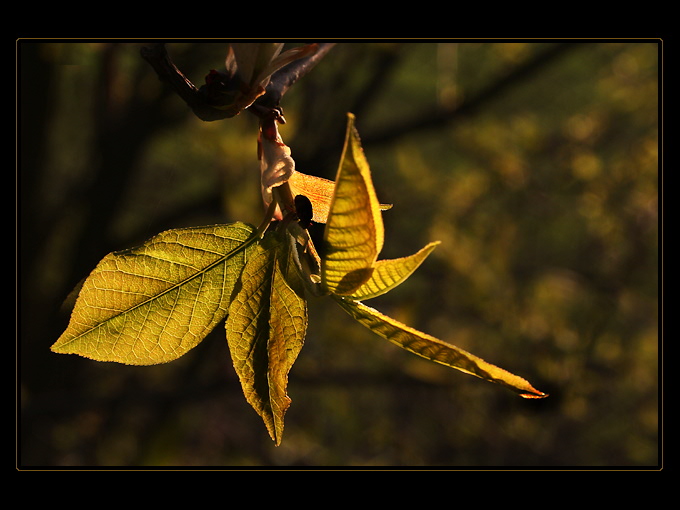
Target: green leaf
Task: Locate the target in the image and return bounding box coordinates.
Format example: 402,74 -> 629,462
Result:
51,222 -> 256,365
333,297 -> 548,399
226,231 -> 307,445
322,113 -> 384,295
349,241 -> 441,301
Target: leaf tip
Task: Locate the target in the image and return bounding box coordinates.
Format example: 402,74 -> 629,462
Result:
519,390 -> 549,399
50,336 -> 72,355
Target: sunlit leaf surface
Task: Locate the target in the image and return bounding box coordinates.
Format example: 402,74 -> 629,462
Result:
51,223 -> 256,365
289,171 -> 393,224
322,113 -> 385,295
349,241 -> 441,300
225,231 -> 307,445
288,171 -> 336,223
334,297 -> 548,399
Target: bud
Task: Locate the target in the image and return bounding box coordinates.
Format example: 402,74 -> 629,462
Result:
259,113 -> 295,220
201,43 -> 318,117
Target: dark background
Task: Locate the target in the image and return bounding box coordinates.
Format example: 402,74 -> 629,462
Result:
19,41 -> 659,468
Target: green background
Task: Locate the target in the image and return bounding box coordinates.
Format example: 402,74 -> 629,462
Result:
19,41 -> 659,468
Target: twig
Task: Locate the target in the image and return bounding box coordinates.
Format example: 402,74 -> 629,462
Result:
140,42 -> 335,121
361,43 -> 580,146
140,43 -> 224,121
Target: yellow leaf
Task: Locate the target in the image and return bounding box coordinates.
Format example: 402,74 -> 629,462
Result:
288,171 -> 336,223
226,231 -> 307,445
333,297 -> 548,399
51,223 -> 256,365
349,241 -> 441,301
322,113 -> 385,295
289,171 -> 392,224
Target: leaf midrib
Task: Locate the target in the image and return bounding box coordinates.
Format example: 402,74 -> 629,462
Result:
62,228 -> 259,346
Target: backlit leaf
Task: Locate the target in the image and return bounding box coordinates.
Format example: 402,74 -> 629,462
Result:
349,241 -> 441,301
289,171 -> 393,224
333,297 -> 548,399
322,113 -> 384,295
288,171 -> 336,223
226,230 -> 307,445
51,223 -> 256,365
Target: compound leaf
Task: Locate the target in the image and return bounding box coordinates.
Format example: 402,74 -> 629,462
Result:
333,297 -> 548,399
226,231 -> 307,445
51,222 -> 256,365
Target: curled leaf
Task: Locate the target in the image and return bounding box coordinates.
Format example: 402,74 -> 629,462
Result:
322,113 -> 385,295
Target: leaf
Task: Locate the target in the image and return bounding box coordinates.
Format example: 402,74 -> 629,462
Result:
51,222 -> 256,365
289,171 -> 393,225
333,297 -> 548,399
322,113 -> 385,295
288,171 -> 336,223
349,241 -> 441,301
226,230 -> 307,445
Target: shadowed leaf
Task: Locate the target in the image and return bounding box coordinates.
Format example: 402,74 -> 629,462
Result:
226,231 -> 307,445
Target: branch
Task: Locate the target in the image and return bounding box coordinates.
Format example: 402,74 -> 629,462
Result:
140,42 -> 335,121
361,43 -> 581,147
140,43 -> 224,121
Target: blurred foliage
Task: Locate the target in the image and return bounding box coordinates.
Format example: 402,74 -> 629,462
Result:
19,41 -> 659,468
